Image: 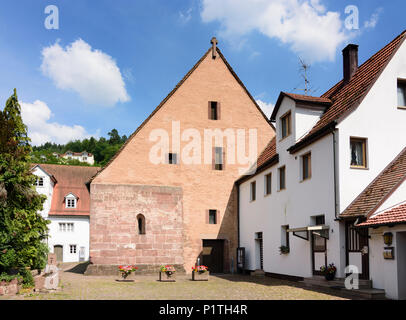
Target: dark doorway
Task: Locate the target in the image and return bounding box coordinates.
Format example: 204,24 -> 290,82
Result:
345,220 -> 370,280
202,240 -> 224,274
54,245 -> 63,262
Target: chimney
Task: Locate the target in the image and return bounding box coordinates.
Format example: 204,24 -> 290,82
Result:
342,44 -> 359,84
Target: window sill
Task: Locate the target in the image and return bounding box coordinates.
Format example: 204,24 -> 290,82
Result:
350,166 -> 369,170
397,106 -> 406,110
264,193 -> 272,198
277,188 -> 286,192
300,177 -> 312,183
279,135 -> 291,143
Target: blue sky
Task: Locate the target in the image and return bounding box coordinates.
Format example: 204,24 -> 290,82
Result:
0,0 -> 403,145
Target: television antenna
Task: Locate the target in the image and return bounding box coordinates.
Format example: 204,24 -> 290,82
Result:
293,57 -> 318,95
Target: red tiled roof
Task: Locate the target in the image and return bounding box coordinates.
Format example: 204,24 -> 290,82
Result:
357,202 -> 406,227
34,164 -> 100,216
289,30 -> 406,153
341,147 -> 406,218
257,137 -> 277,168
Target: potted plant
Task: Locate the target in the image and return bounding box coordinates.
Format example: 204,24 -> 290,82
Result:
117,265 -> 138,282
279,246 -> 290,255
159,265 -> 176,282
320,263 -> 337,281
192,265 -> 209,281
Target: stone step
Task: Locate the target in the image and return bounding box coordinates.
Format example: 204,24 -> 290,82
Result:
300,276 -> 386,300
251,269 -> 265,277
303,276 -> 372,289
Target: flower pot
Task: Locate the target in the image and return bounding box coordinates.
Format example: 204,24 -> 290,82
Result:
192,271 -> 209,281
159,271 -> 176,282
325,272 -> 335,281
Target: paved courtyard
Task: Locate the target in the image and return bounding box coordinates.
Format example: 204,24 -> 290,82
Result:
2,263 -> 353,300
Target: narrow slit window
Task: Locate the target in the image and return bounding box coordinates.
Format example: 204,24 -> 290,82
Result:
250,181 -> 256,201
209,101 -> 218,120
214,147 -> 224,170
208,210 -> 217,224
265,173 -> 272,195
278,166 -> 286,190
302,153 -> 311,181
168,153 -> 178,165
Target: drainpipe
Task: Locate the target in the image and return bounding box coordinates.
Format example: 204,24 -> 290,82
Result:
333,130 -> 339,221
236,183 -> 240,249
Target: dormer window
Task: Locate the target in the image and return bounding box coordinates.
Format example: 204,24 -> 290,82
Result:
280,111 -> 291,139
65,193 -> 78,209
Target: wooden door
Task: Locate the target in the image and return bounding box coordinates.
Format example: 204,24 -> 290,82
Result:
202,240 -> 224,273
346,221 -> 369,280
312,232 -> 327,275
54,245 -> 63,262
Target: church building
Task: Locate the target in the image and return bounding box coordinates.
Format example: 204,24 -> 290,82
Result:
86,39 -> 275,274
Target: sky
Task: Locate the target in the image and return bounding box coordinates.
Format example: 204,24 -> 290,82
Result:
0,0 -> 404,146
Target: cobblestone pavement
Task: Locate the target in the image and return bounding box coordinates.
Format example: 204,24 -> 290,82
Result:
2,263 -> 351,300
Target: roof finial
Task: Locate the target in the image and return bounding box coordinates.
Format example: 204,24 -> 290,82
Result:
211,37 -> 218,59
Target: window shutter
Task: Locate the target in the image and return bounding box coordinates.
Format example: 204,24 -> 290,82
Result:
217,102 -> 221,120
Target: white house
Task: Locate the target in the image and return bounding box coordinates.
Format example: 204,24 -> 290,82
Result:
237,30 -> 406,299
32,164 -> 100,263
61,151 -> 95,165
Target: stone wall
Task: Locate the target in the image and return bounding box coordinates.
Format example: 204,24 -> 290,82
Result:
88,184 -> 184,268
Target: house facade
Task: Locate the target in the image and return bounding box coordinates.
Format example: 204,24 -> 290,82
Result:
237,31 -> 406,299
32,164 -> 100,263
87,39 -> 275,275
61,151 -> 95,165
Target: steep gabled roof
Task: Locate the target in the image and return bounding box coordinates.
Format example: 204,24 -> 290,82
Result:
90,45 -> 274,183
340,147 -> 406,218
357,202 -> 406,228
288,30 -> 406,153
33,164 -> 100,216
271,92 -> 332,121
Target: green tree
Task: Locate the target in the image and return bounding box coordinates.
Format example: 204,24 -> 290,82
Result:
108,129 -> 121,145
0,89 -> 50,276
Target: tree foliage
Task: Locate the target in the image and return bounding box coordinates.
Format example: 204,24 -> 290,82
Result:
32,129 -> 127,166
0,89 -> 50,275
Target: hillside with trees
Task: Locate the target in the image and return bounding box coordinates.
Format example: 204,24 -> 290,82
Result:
31,129 -> 128,167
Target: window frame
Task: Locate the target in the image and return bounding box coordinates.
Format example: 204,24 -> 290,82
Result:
66,196 -> 77,209
280,111 -> 292,140
70,244 -> 77,254
209,101 -> 220,120
301,152 -> 312,181
281,225 -> 290,249
250,181 -> 256,202
264,173 -> 272,196
350,137 -> 368,169
278,166 -> 286,191
208,210 -> 218,225
397,79 -> 406,108
213,147 -> 224,171
167,153 -> 178,165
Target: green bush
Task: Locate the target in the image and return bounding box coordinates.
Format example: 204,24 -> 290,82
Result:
18,268 -> 34,287
0,272 -> 22,283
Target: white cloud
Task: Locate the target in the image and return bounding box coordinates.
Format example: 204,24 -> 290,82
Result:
21,100 -> 99,146
41,39 -> 130,107
256,99 -> 274,118
364,8 -> 383,29
200,0 -> 352,63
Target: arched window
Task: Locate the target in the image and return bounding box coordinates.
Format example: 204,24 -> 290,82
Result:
137,214 -> 146,235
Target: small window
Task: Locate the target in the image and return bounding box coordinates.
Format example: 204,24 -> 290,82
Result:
281,225 -> 290,248
209,101 -> 219,120
214,147 -> 224,170
265,173 -> 272,195
35,177 -> 44,187
350,138 -> 367,168
59,223 -> 66,232
250,181 -> 256,201
66,198 -> 77,208
208,210 -> 217,224
315,215 -> 325,225
168,153 -> 178,165
70,245 -> 77,254
397,80 -> 406,107
137,214 -> 146,235
301,152 -> 311,181
280,111 -> 291,139
278,166 -> 286,190
83,157 -> 87,161
59,223 -> 74,232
